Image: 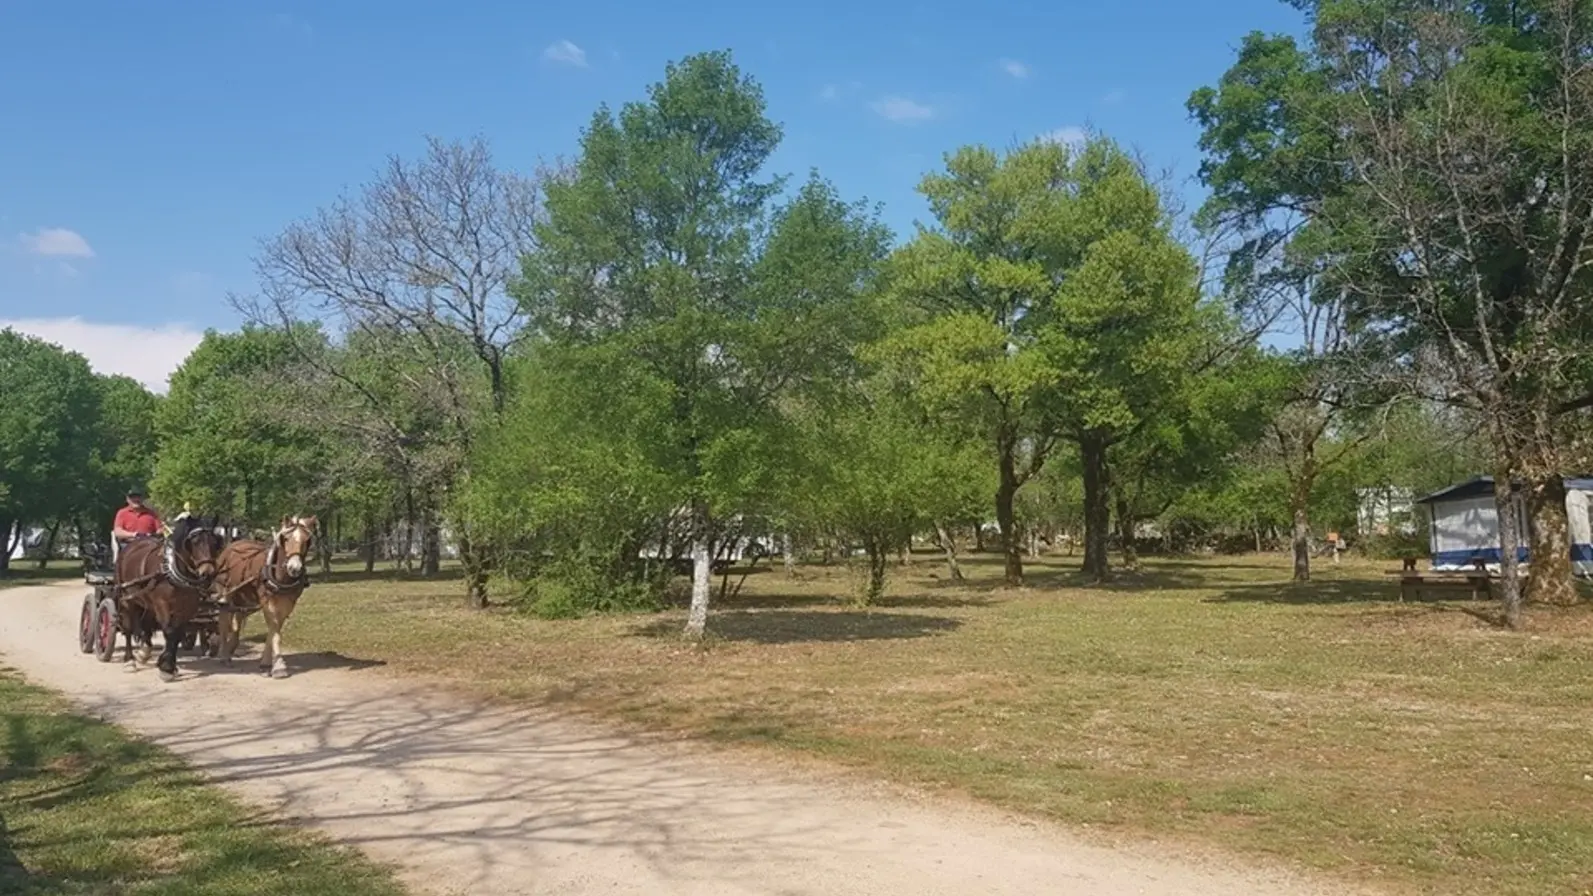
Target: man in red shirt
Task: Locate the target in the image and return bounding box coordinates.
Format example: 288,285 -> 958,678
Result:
111,486 -> 162,562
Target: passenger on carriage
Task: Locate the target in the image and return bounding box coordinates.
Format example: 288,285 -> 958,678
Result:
111,486 -> 162,563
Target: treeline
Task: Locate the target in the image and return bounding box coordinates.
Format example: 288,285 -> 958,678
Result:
12,0 -> 1593,634
0,329 -> 159,571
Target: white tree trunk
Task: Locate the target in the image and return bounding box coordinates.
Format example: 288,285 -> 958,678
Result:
782,533 -> 796,577
684,532 -> 712,639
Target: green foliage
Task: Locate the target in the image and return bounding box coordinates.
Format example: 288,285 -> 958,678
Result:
502,50 -> 891,628
880,135 -> 1210,579
153,325 -> 331,524
0,329 -> 100,534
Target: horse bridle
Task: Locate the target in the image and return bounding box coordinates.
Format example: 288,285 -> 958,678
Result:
262,519 -> 314,593
162,527 -> 217,591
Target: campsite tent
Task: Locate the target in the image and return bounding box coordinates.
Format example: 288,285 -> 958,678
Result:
1416,476 -> 1593,576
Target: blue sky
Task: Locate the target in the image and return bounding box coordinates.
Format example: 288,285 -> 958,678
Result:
0,0 -> 1307,390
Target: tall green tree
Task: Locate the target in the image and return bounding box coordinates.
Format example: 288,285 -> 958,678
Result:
882,135 -> 1208,583
0,329 -> 99,572
512,50 -> 890,636
153,326 -> 327,525
1190,0 -> 1593,622
79,374 -> 161,539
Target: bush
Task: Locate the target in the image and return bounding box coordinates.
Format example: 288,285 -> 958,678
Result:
506,554 -> 664,619
1356,530 -> 1426,560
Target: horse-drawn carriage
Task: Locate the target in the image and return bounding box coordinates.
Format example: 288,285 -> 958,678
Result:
74,515 -> 317,681
76,540 -> 221,664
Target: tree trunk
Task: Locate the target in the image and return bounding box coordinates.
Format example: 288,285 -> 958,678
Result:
36,521 -> 61,570
933,521 -> 965,581
459,531 -> 489,609
782,533 -> 796,577
362,518 -> 377,574
974,524 -> 987,553
864,542 -> 888,606
995,438 -> 1024,586
1081,434 -> 1111,581
1116,493 -> 1138,571
1523,475 -> 1577,605
0,516 -> 14,574
1290,479 -> 1313,583
1494,464 -> 1525,629
898,541 -> 912,566
683,507 -> 713,639
318,509 -> 334,574
420,513 -> 441,577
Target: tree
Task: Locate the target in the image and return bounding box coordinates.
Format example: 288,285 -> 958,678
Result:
0,329 -> 99,572
246,135 -> 540,607
153,326 -> 326,526
80,374 -> 160,541
882,135 -> 1207,584
513,50 -> 890,637
1190,0 -> 1593,622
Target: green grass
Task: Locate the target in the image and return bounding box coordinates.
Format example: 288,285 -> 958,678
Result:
0,565 -> 83,590
0,666 -> 407,896
278,552 -> 1593,896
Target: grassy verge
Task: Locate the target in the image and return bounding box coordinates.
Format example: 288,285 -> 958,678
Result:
0,566 -> 83,590
281,552 -> 1593,896
0,666 -> 406,896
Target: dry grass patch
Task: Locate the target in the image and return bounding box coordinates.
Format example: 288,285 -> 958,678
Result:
282,553 -> 1593,896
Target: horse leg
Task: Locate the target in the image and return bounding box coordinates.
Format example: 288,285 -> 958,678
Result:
260,597 -> 290,679
219,608 -> 240,667
157,620 -> 183,682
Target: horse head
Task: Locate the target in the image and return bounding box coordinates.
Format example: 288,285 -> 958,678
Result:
277,515 -> 317,578
174,514 -> 224,580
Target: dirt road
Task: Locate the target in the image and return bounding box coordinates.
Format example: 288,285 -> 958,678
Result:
0,582 -> 1363,895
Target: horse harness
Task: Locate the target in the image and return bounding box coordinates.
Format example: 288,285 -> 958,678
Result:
216,523 -> 313,616
117,534 -> 210,596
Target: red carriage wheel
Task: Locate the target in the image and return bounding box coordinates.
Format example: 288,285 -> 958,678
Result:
78,592 -> 97,653
93,598 -> 119,663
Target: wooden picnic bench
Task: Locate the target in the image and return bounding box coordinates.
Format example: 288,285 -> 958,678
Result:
1384,557 -> 1525,602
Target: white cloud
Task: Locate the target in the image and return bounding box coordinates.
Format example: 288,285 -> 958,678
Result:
872,95 -> 935,123
542,39 -> 587,67
21,227 -> 94,258
1000,58 -> 1030,79
1101,88 -> 1126,105
819,84 -> 839,101
1040,126 -> 1087,148
0,317 -> 204,394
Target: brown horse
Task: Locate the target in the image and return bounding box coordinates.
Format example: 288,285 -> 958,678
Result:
115,514 -> 224,682
213,516 -> 316,678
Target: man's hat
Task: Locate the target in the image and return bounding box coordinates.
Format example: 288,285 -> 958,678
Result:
126,484 -> 147,497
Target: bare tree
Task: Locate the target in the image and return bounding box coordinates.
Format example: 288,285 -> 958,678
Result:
238,135 -> 541,608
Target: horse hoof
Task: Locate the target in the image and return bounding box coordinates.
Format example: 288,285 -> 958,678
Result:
159,670 -> 178,683
270,667 -> 289,680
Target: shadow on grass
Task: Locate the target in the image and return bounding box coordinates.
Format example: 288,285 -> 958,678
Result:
313,566 -> 468,585
631,610 -> 963,645
717,592 -> 992,611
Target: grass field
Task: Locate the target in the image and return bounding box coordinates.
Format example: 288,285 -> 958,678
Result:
0,666 -> 407,896
273,551 -> 1593,896
0,565 -> 83,590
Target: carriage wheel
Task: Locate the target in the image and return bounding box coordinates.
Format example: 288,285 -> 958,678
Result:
93,598 -> 119,663
78,593 -> 97,653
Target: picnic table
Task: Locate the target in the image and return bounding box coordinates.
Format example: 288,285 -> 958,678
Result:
1384,557 -> 1525,601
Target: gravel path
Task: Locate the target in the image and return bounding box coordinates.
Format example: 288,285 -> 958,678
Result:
1,581 -> 1366,896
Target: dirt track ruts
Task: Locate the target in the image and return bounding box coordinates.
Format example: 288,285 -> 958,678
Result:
0,581 -> 1369,895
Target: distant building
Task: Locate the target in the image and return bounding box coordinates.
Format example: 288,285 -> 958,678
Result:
1356,486 -> 1416,536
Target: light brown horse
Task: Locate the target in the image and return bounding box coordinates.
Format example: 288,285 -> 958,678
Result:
115,515 -> 224,682
212,516 -> 316,678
